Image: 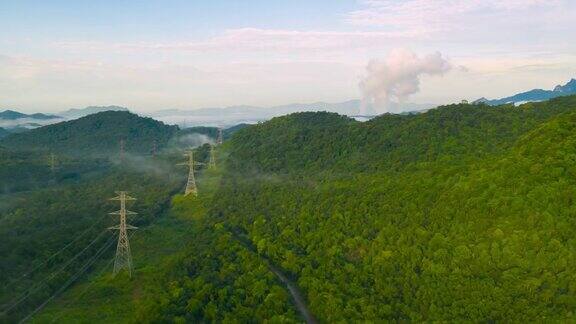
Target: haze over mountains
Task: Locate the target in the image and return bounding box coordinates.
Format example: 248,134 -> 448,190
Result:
0,110 -> 250,158
148,100 -> 435,127
144,78 -> 576,126
475,78 -> 576,106
0,101 -> 433,131
0,111 -> 178,157
2,78 -> 575,132
57,105 -> 129,119
0,110 -> 63,131
0,110 -> 58,120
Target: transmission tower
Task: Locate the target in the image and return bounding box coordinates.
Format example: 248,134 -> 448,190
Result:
109,191 -> 137,277
208,144 -> 216,169
217,127 -> 223,145
151,139 -> 157,157
48,153 -> 58,173
120,138 -> 126,163
177,150 -> 204,196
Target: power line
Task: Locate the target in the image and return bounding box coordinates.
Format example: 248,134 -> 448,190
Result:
48,153 -> 58,174
19,235 -> 116,323
217,127 -> 223,145
48,231 -> 136,324
1,230 -> 110,314
1,230 -> 111,314
151,139 -> 157,157
109,191 -> 137,277
208,144 -> 216,169
119,138 -> 125,163
177,150 -> 204,196
3,213 -> 109,292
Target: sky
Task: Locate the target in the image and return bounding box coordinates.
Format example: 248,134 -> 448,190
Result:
0,0 -> 575,113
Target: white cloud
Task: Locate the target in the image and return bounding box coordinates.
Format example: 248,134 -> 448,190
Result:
0,54 -> 361,111
1,1 -> 574,113
55,28 -> 425,54
360,49 -> 451,113
347,0 -> 564,26
346,0 -> 572,43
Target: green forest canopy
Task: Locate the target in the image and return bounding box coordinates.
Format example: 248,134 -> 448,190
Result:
196,96 -> 576,321
4,96 -> 576,322
0,111 -> 179,157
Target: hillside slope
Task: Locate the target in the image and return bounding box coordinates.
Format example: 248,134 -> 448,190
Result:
0,162 -> 182,323
29,168 -> 301,323
200,96 -> 576,321
0,147 -> 109,197
1,111 -> 179,157
228,96 -> 576,174
18,95 -> 576,322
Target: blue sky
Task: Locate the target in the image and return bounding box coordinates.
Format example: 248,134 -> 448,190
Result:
1,0 -> 575,113
0,1 -> 355,40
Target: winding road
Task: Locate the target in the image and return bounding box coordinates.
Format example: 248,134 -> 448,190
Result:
266,262 -> 317,324
228,227 -> 318,323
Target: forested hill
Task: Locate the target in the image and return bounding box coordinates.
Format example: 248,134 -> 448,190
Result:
193,95 -> 576,321
7,96 -> 576,322
0,111 -> 179,157
228,95 -> 576,174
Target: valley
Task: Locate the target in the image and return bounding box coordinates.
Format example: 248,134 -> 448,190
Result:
1,96 -> 576,322
2,1 -> 574,322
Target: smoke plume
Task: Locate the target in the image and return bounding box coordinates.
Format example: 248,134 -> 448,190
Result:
359,49 -> 451,114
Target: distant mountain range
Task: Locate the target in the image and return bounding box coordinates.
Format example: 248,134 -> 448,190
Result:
2,78 -> 575,132
475,78 -> 576,105
0,109 -> 63,130
0,106 -> 129,131
57,105 -> 129,119
0,101 -> 433,132
0,110 -> 59,120
149,101 -> 434,127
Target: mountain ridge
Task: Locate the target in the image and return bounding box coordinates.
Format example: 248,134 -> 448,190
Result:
0,110 -> 60,120
57,105 -> 129,119
202,94 -> 576,321
477,78 -> 576,105
0,110 -> 178,156
149,100 -> 435,127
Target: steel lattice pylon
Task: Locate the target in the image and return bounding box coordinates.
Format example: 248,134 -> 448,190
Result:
208,144 -> 216,169
109,191 -> 137,277
177,150 -> 204,196
217,127 -> 223,145
48,153 -> 58,173
152,139 -> 157,157
119,138 -> 126,163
